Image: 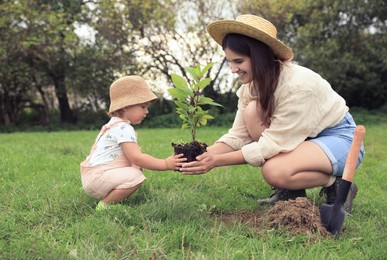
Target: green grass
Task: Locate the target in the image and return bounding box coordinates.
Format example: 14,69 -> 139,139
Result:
0,110 -> 386,259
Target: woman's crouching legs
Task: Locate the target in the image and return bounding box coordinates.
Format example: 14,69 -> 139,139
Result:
261,141 -> 333,190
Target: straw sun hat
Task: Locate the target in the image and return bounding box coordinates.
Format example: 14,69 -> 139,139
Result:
108,75 -> 158,114
207,14 -> 294,61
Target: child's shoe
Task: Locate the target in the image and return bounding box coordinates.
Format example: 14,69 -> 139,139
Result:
96,201 -> 108,211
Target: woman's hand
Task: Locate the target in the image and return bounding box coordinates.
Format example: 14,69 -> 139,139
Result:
165,153 -> 187,171
180,152 -> 216,175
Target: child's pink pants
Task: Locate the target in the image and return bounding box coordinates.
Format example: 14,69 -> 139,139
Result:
80,155 -> 145,199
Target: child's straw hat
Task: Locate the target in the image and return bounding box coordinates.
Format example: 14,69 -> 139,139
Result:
207,14 -> 293,61
108,75 -> 158,113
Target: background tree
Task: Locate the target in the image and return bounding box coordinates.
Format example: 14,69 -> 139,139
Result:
1,0 -> 385,129
136,0 -> 237,107
292,0 -> 387,108
0,0 -> 55,125
238,0 -> 387,109
21,0 -> 87,123
68,0 -> 141,115
0,0 -> 27,125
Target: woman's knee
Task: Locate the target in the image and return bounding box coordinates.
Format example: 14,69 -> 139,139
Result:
261,160 -> 290,188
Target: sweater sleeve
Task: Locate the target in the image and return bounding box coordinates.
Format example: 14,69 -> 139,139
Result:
216,109 -> 253,150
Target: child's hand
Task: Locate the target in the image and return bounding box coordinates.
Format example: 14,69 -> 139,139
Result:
165,153 -> 187,170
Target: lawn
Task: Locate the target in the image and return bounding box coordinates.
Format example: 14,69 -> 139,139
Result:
0,109 -> 386,259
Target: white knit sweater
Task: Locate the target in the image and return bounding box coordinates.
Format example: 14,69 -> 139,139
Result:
217,62 -> 348,167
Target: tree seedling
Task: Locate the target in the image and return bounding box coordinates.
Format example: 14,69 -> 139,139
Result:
168,63 -> 222,161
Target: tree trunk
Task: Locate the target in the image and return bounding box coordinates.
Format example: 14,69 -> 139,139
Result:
0,94 -> 11,126
52,75 -> 76,123
31,73 -> 50,124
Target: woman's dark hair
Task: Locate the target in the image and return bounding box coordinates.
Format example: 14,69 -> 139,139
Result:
222,33 -> 282,126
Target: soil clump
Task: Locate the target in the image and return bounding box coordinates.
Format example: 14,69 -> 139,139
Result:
218,197 -> 330,238
265,197 -> 330,236
172,141 -> 207,162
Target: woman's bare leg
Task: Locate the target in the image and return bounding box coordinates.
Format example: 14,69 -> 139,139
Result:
243,100 -> 332,192
262,141 -> 332,190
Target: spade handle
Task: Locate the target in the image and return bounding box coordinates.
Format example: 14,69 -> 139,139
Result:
342,125 -> 366,182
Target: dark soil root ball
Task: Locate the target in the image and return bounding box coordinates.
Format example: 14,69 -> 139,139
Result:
172,141 -> 207,162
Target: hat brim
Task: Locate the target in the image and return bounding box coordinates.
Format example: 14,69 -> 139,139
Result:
207,20 -> 293,61
108,95 -> 158,114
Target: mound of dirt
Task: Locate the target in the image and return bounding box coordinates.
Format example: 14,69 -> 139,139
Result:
265,197 -> 330,236
218,197 -> 330,238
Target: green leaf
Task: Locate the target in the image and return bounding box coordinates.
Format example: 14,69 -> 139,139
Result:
201,63 -> 213,76
184,88 -> 195,97
199,118 -> 207,125
185,66 -> 200,82
192,83 -> 200,92
179,114 -> 188,121
197,96 -> 223,107
168,88 -> 187,100
175,100 -> 189,109
203,114 -> 214,119
171,73 -> 188,89
197,78 -> 212,90
176,108 -> 188,118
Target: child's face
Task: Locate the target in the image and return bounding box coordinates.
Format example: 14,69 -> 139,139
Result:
122,102 -> 151,125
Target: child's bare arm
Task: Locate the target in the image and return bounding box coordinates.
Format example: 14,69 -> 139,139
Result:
121,142 -> 186,170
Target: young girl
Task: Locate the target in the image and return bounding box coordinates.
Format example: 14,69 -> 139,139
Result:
80,75 -> 186,210
181,15 -> 365,213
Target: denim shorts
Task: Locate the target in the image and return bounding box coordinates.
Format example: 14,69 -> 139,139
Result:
308,112 -> 365,176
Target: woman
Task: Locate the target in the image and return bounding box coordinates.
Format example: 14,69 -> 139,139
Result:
181,15 -> 364,213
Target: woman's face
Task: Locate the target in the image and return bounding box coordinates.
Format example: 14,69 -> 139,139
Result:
224,47 -> 253,84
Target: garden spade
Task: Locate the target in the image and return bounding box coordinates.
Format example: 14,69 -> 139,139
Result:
320,125 -> 366,237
